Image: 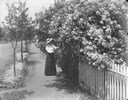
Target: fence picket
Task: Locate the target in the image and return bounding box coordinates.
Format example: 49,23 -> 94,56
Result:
118,64 -> 119,73
115,79 -> 117,100
122,79 -> 125,100
79,62 -> 128,100
125,79 -> 128,100
115,64 -> 118,71
98,71 -> 101,97
107,73 -> 110,100
121,65 -> 123,73
124,78 -> 127,100
121,79 -> 123,100
125,66 -> 127,76
127,66 -> 128,76
96,69 -> 98,95
102,71 -> 104,98
112,74 -> 114,100
114,77 -> 116,100
109,74 -> 111,100
122,65 -> 124,74
116,79 -> 118,100
110,73 -> 112,100
84,64 -> 86,85
118,66 -> 121,73
119,79 -> 122,100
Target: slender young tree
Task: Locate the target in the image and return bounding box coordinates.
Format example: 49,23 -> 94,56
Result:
4,1 -> 31,76
4,3 -> 18,77
14,1 -> 31,63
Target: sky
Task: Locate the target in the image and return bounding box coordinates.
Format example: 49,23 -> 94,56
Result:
0,0 -> 55,26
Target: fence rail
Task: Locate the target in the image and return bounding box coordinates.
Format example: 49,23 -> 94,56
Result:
79,62 -> 128,100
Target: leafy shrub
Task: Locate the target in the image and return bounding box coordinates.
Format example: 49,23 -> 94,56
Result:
50,0 -> 127,69
57,40 -> 79,83
39,41 -> 46,53
37,0 -> 128,83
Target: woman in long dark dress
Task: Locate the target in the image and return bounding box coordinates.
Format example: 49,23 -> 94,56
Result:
44,38 -> 58,76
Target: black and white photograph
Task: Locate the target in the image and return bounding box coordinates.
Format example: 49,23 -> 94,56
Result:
0,0 -> 128,100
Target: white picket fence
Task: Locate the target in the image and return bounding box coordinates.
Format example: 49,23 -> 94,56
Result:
79,62 -> 128,100
106,63 -> 128,100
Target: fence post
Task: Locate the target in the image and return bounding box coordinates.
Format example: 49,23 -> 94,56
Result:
127,66 -> 128,100
104,68 -> 106,100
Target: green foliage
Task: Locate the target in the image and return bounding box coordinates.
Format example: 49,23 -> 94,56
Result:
50,0 -> 127,69
35,0 -> 66,38
57,40 -> 79,83
4,1 -> 32,41
0,27 -> 5,39
4,0 -> 33,75
38,0 -> 128,82
24,25 -> 35,42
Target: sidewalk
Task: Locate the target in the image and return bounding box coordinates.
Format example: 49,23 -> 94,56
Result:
24,44 -> 82,100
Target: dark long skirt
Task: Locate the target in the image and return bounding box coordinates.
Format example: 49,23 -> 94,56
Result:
44,52 -> 56,76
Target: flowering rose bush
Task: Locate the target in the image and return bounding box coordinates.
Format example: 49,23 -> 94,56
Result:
49,0 -> 127,69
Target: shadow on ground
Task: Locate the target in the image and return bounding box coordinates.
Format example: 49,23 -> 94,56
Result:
28,52 -> 37,55
44,72 -> 82,94
26,60 -> 41,66
44,72 -> 98,100
2,89 -> 34,100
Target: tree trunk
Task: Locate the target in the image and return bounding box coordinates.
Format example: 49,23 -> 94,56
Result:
13,49 -> 16,77
25,40 -> 27,52
21,39 -> 23,63
25,40 -> 28,52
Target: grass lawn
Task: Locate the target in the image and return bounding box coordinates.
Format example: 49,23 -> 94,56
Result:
0,42 -> 25,76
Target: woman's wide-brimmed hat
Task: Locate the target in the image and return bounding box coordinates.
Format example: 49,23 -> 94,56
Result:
46,38 -> 54,44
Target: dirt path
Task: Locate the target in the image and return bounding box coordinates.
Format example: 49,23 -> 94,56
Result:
24,44 -> 82,100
